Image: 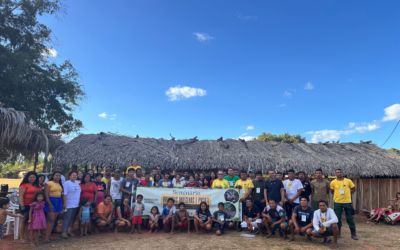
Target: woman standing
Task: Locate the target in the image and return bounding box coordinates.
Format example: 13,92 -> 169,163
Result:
114,197 -> 132,233
43,171 -> 64,243
153,174 -> 162,187
172,174 -> 185,187
19,171 -> 41,244
185,175 -> 200,188
198,173 -> 205,186
209,172 -> 216,186
76,171 -> 84,183
38,175 -> 46,191
79,173 -> 98,234
61,171 -> 81,238
87,169 -> 95,182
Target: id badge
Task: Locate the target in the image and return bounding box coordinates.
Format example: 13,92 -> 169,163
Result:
301,215 -> 306,222
289,186 -> 293,192
323,226 -> 327,231
220,215 -> 224,222
339,188 -> 344,195
229,181 -> 233,186
241,189 -> 246,194
256,187 -> 260,193
125,182 -> 130,188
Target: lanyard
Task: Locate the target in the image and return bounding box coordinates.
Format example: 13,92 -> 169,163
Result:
320,211 -> 327,231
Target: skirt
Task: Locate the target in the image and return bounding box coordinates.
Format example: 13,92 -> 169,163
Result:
44,197 -> 63,213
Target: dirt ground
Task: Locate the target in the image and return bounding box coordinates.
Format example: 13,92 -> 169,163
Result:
1,218 -> 399,250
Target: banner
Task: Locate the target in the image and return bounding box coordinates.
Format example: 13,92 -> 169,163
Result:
136,187 -> 241,221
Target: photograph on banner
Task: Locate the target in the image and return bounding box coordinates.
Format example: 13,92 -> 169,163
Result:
136,187 -> 241,221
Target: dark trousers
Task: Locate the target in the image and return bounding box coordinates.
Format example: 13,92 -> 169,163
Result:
254,201 -> 266,213
334,202 -> 355,229
285,201 -> 300,220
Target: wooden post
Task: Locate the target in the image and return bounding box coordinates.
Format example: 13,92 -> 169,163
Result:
33,151 -> 39,172
96,165 -> 99,173
84,165 -> 88,173
41,129 -> 49,173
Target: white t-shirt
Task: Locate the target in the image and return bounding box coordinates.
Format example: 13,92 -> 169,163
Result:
63,180 -> 81,208
45,175 -> 65,185
110,177 -> 123,199
283,179 -> 303,203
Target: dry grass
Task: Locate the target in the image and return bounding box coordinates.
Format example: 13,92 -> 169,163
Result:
0,178 -> 21,188
24,219 -> 400,250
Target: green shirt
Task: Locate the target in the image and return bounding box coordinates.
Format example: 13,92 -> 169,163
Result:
223,175 -> 240,188
252,179 -> 265,202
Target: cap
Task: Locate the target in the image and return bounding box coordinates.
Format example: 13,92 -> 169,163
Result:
249,169 -> 256,173
114,169 -> 121,172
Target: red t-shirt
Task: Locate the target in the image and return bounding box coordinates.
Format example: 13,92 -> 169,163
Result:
185,183 -> 200,187
19,183 -> 42,206
79,182 -> 98,201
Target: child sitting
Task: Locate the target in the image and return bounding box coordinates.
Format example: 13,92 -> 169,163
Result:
78,198 -> 91,236
0,197 -> 24,240
131,194 -> 145,234
176,202 -> 190,234
28,191 -> 47,246
212,202 -> 234,235
148,206 -> 160,233
161,198 -> 177,234
194,201 -> 212,234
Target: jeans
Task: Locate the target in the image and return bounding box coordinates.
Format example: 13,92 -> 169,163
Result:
62,207 -> 79,233
285,201 -> 300,220
334,202 -> 355,229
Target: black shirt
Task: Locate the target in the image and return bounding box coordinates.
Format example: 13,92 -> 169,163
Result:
300,180 -> 312,199
293,206 -> 314,227
213,211 -> 227,222
243,205 -> 260,219
94,182 -> 106,193
264,179 -> 284,203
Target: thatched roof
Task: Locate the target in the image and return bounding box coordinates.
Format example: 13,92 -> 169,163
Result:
51,133 -> 400,177
0,108 -> 65,160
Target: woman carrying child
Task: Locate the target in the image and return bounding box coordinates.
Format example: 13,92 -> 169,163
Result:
114,197 -> 132,233
27,191 -> 47,246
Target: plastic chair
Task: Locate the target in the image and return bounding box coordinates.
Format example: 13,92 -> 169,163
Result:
5,209 -> 20,239
8,190 -> 19,213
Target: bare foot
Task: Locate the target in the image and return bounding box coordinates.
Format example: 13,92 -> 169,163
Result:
195,231 -> 199,235
330,243 -> 339,249
114,229 -> 118,233
30,243 -> 36,247
287,237 -> 295,242
188,231 -> 191,235
149,230 -> 153,234
21,240 -> 31,244
171,231 -> 174,235
265,233 -> 274,238
282,236 -> 288,240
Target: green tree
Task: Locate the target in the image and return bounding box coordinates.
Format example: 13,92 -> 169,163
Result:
0,0 -> 86,134
389,148 -> 400,155
253,132 -> 306,143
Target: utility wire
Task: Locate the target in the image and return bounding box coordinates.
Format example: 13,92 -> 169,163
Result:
380,119 -> 400,148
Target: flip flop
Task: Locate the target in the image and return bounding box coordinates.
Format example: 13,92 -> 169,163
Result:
330,244 -> 339,249
324,239 -> 332,244
287,238 -> 295,242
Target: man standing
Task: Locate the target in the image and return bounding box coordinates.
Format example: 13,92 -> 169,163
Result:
126,159 -> 141,174
140,172 -> 152,186
283,169 -> 302,220
45,165 -> 66,184
276,172 -> 283,181
101,168 -> 112,187
107,169 -> 123,211
288,197 -> 314,242
235,171 -> 254,232
120,168 -> 139,204
241,198 -> 263,236
135,168 -> 145,182
298,171 -> 312,204
264,170 -> 284,207
311,169 -> 330,210
252,171 -> 265,212
211,171 -> 230,189
234,169 -> 240,177
150,168 -> 158,181
249,169 -> 256,181
224,167 -> 240,188
330,169 -> 358,240
182,170 -> 190,182
311,200 -> 339,248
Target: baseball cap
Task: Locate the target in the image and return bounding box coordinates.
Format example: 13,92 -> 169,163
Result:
249,169 -> 256,173
114,169 -> 121,173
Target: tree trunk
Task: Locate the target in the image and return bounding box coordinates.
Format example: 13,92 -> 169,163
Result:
96,165 -> 99,173
41,130 -> 49,173
33,152 -> 39,172
84,165 -> 88,173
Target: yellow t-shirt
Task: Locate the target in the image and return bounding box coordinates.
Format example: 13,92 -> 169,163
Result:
330,178 -> 355,203
101,177 -> 109,185
235,179 -> 254,198
125,165 -> 141,174
47,181 -> 63,197
212,179 -> 230,189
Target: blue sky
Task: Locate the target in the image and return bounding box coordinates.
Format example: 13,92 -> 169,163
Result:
42,0 -> 400,148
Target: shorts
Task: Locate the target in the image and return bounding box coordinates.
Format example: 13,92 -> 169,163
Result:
81,218 -> 89,225
241,219 -> 263,229
0,224 -> 3,239
312,226 -> 333,236
178,220 -> 187,228
19,205 -> 31,222
269,220 -> 288,232
44,197 -> 62,213
92,218 -> 100,224
132,215 -> 142,225
214,221 -> 231,232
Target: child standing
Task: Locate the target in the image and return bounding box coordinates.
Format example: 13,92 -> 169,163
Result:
388,192 -> 400,206
27,191 -> 47,246
94,173 -> 107,206
176,202 -> 190,234
0,197 -> 24,241
148,206 -> 160,233
161,198 -> 177,234
131,194 -> 145,234
78,198 -> 91,236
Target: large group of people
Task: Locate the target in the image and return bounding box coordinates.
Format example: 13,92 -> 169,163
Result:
0,158 -> 366,248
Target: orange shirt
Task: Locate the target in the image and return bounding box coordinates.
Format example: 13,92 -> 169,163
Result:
19,183 -> 42,205
92,202 -> 113,219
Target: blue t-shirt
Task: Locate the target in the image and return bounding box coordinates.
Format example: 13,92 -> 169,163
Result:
158,179 -> 173,187
161,205 -> 177,216
195,208 -> 211,223
82,206 -> 90,220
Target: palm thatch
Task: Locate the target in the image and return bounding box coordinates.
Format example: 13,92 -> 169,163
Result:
51,133 -> 400,177
0,108 -> 64,161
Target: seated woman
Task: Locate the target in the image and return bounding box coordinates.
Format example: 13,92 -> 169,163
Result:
114,197 -> 132,233
193,201 -> 212,234
368,205 -> 397,222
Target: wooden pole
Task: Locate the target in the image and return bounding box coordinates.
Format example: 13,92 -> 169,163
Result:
84,165 -> 88,173
41,129 -> 49,173
33,152 -> 39,172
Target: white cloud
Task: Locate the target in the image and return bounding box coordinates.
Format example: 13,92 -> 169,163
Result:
110,118 -> 115,120
354,123 -> 380,133
284,91 -> 292,99
98,112 -> 107,119
304,82 -> 314,90
236,13 -> 257,20
241,133 -> 247,136
306,130 -> 355,143
238,136 -> 255,141
382,104 -> 400,122
246,125 -> 254,131
348,122 -> 356,128
166,85 -> 207,101
41,47 -> 57,57
278,103 -> 286,107
192,32 -> 214,42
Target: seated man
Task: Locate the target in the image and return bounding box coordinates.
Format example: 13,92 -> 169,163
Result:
311,200 -> 339,249
161,198 -> 177,234
262,199 -> 289,240
92,195 -> 114,233
241,198 -> 263,236
212,202 -> 234,235
288,196 -> 314,242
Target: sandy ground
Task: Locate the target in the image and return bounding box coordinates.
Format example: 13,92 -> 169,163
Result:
1,218 -> 399,250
